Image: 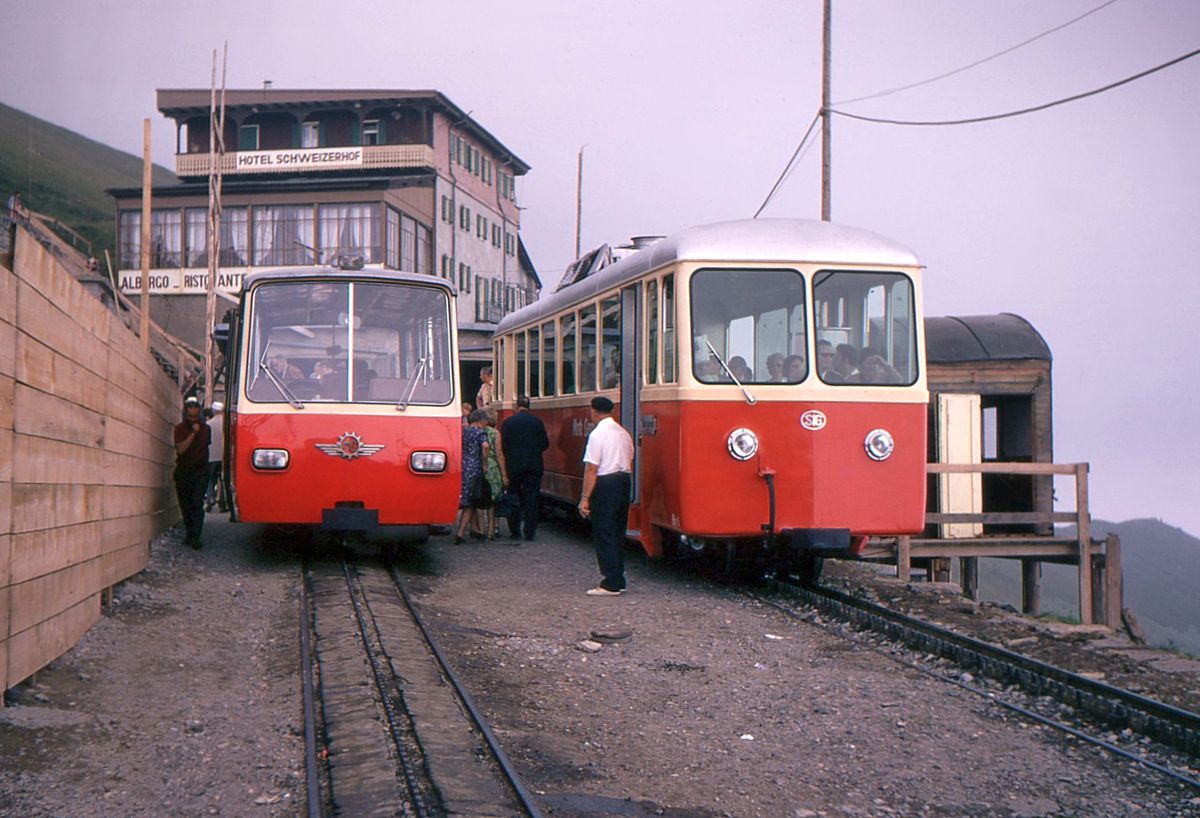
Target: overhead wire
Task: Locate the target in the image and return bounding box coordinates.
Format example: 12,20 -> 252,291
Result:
753,110 -> 822,218
834,0 -> 1122,105
832,46 -> 1200,127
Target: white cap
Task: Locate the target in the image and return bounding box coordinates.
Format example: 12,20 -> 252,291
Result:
212,401 -> 224,412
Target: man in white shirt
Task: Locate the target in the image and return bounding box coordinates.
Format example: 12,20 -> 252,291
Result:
578,396 -> 634,596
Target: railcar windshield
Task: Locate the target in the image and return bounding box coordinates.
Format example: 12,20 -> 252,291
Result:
812,270 -> 918,386
244,279 -> 453,404
690,268 -> 808,384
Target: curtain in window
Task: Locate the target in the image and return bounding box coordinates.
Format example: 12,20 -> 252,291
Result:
221,207 -> 249,266
416,224 -> 431,275
118,211 -> 140,270
151,210 -> 182,268
185,208 -> 208,267
255,205 -> 313,266
318,204 -> 379,263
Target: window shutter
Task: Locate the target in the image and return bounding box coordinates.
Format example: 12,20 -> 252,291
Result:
290,121 -> 300,148
351,119 -> 361,145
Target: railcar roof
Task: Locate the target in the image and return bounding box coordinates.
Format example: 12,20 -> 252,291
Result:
242,266 -> 457,295
496,218 -> 920,334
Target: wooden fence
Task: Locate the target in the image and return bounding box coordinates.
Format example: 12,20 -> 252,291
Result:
864,462 -> 1122,627
1,225 -> 181,695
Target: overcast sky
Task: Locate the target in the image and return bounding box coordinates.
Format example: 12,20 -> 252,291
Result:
3,0 -> 1198,536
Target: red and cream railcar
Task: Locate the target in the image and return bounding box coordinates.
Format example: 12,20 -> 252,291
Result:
492,219 -> 927,574
221,267 -> 461,537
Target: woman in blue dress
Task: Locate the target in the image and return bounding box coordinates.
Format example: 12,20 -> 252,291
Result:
454,410 -> 492,543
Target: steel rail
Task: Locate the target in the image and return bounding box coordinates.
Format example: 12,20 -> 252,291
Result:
341,562 -> 435,817
386,563 -> 547,818
299,569 -> 324,818
764,580 -> 1200,790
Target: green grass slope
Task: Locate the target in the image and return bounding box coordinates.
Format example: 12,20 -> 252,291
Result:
0,101 -> 174,258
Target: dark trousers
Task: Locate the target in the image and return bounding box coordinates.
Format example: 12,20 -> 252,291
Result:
590,472 -> 631,591
174,467 -> 208,546
507,470 -> 543,540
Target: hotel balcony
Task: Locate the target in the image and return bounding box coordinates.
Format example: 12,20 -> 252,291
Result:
175,143 -> 435,178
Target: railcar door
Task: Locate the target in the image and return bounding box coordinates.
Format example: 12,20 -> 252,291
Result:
620,285 -> 642,504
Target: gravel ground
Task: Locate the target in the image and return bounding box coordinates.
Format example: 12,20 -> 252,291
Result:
0,522 -> 305,818
1,515 -> 1197,818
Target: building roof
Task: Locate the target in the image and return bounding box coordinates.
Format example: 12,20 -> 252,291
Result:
157,88 -> 530,174
925,313 -> 1052,364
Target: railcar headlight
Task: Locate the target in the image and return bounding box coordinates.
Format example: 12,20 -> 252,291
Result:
864,429 -> 894,461
252,448 -> 290,470
410,451 -> 447,473
727,428 -> 759,461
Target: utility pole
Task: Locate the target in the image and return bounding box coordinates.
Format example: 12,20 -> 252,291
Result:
821,0 -> 832,222
139,119 -> 152,348
575,145 -> 585,260
204,44 -> 228,407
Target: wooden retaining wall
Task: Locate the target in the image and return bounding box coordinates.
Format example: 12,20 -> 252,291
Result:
1,226 -> 180,693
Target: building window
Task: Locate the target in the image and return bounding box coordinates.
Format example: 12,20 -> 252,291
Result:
491,224 -> 501,247
185,208 -> 208,267
441,254 -> 451,280
238,124 -> 260,151
459,205 -> 470,231
476,214 -> 486,240
416,223 -> 431,275
118,211 -> 140,269
400,214 -> 417,272
318,204 -> 380,265
150,209 -> 182,268
362,119 -> 381,146
441,195 -> 453,223
385,208 -> 400,269
301,121 -> 319,148
482,157 -> 492,185
220,207 -> 249,266
254,205 -> 315,267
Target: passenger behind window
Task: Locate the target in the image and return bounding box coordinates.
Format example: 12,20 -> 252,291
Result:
833,344 -> 859,382
857,354 -> 904,385
766,353 -> 785,382
727,355 -> 752,383
602,349 -> 621,389
816,340 -> 840,382
783,354 -> 807,383
310,359 -> 335,380
696,355 -> 721,383
269,354 -> 304,381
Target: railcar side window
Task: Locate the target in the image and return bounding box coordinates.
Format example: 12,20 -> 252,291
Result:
528,325 -> 541,398
560,313 -> 577,395
542,320 -> 557,396
516,332 -> 527,398
662,275 -> 676,383
812,271 -> 917,386
579,304 -> 598,392
601,297 -> 620,390
244,280 -> 453,404
646,280 -> 659,385
689,268 -> 807,384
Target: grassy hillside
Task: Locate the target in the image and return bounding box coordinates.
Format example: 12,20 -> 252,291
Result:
976,518 -> 1200,655
0,102 -> 174,258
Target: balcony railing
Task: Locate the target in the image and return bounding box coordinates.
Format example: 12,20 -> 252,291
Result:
175,143 -> 435,177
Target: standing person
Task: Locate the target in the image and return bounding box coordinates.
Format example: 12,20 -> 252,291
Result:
475,366 -> 495,413
578,396 -> 634,596
454,410 -> 492,544
173,397 -> 211,549
481,413 -> 507,538
499,396 -> 549,541
205,402 -> 225,512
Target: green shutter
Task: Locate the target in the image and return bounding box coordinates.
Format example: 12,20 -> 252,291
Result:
377,120 -> 387,144
291,121 -> 300,147
318,122 -> 326,147
351,120 -> 361,145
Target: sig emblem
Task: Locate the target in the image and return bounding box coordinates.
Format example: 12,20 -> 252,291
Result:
800,410 -> 827,431
315,432 -> 384,460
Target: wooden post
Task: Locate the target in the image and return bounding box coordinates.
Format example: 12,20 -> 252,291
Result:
139,118 -> 152,349
1104,533 -> 1122,629
960,556 -> 979,600
1075,463 -> 1092,624
932,558 -> 951,583
896,535 -> 911,582
1091,548 -> 1106,626
1021,559 -> 1041,616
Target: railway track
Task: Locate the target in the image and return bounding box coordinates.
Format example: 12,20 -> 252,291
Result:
754,578 -> 1200,790
299,558 -> 544,817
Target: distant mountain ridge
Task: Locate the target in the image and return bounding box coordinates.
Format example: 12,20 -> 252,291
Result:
0,101 -> 173,258
977,518 -> 1200,656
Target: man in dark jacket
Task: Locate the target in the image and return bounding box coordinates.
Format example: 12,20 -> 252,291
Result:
173,397 -> 211,549
499,396 -> 549,541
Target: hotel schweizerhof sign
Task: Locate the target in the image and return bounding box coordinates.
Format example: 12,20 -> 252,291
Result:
234,146 -> 363,171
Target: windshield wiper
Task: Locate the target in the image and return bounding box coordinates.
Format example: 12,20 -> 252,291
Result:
256,342 -> 305,409
397,318 -> 434,412
705,339 -> 757,405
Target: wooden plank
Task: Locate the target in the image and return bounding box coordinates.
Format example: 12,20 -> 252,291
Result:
9,521 -> 105,585
102,450 -> 170,489
0,486 -> 10,563
926,511 -> 1078,525
15,333 -> 108,415
12,434 -> 106,485
105,417 -> 174,463
12,384 -> 104,449
0,319 -> 15,380
896,535 -> 911,582
13,230 -> 110,339
0,535 -> 10,593
104,379 -> 159,431
1075,463 -> 1092,625
1104,533 -> 1122,629
10,483 -> 104,533
5,595 -> 99,689
926,462 -> 1079,475
101,514 -> 157,550
0,374 -> 13,438
8,557 -> 103,634
0,266 -> 15,325
909,539 -> 1079,559
102,485 -> 162,520
100,539 -> 150,588
15,280 -> 109,376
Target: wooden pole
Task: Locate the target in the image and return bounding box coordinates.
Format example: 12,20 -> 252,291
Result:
574,145 -> 584,260
203,45 -> 227,406
139,118 -> 152,348
1021,558 -> 1041,616
1104,533 -> 1122,629
820,0 -> 832,221
896,535 -> 911,582
1075,462 -> 1092,624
